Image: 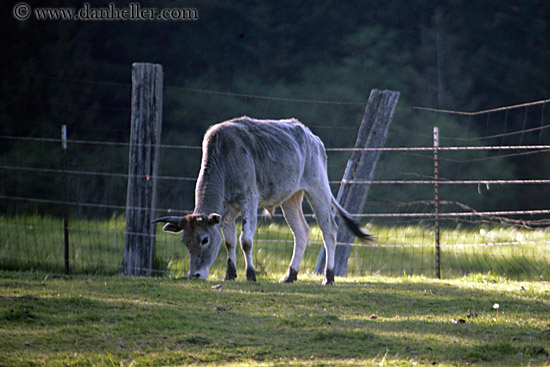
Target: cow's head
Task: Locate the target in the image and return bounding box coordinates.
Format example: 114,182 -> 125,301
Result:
153,213 -> 222,279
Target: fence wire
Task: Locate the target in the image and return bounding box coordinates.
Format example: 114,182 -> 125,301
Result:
1,73 -> 550,280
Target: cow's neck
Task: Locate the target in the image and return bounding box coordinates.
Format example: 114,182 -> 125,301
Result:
194,162 -> 225,216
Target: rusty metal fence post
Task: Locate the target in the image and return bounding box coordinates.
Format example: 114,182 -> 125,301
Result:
433,126 -> 441,279
61,125 -> 70,275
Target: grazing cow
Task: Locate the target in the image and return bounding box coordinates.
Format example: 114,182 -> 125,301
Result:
153,116 -> 371,284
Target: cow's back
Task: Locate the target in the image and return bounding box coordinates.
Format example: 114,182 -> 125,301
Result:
202,117 -> 325,206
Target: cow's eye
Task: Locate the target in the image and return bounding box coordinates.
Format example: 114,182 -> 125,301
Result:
201,237 -> 209,245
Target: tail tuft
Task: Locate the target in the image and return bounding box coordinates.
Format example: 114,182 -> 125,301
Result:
338,211 -> 374,243
331,197 -> 374,243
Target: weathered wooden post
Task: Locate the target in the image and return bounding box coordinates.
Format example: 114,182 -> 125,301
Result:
315,89 -> 400,276
122,63 -> 163,276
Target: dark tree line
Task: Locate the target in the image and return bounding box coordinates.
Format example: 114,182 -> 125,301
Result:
2,0 -> 550,216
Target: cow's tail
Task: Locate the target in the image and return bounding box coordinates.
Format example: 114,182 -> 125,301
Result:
331,197 -> 374,243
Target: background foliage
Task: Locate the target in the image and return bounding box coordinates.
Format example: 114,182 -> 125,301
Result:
2,0 -> 550,215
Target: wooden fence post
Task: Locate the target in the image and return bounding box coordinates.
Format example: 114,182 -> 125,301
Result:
122,63 -> 163,276
314,89 -> 400,276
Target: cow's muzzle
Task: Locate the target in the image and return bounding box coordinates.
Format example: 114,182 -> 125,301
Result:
188,269 -> 209,279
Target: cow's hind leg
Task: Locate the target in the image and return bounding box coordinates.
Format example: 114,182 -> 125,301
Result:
305,189 -> 337,285
240,199 -> 258,281
280,190 -> 310,283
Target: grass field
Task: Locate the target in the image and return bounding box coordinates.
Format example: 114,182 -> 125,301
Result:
0,271 -> 549,366
1,215 -> 550,280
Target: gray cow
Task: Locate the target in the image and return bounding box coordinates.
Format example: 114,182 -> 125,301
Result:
154,116 -> 371,284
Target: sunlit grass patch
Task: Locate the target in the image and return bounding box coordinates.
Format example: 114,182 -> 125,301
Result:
0,272 -> 548,366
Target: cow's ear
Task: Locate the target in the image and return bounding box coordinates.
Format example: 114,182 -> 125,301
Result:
208,213 -> 221,225
162,223 -> 183,233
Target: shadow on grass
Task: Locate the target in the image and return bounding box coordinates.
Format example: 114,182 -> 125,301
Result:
1,275 -> 548,366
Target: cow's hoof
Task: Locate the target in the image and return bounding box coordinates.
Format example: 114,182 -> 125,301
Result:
280,268 -> 298,283
322,269 -> 335,285
225,259 -> 237,281
246,267 -> 257,282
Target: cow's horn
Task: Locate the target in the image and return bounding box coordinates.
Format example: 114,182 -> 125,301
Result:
152,216 -> 183,224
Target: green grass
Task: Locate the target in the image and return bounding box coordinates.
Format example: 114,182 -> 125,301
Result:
0,271 -> 549,366
1,215 -> 550,280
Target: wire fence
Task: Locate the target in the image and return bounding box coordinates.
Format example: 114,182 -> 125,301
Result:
2,73 -> 550,280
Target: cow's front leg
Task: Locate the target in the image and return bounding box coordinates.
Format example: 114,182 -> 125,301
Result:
240,202 -> 258,282
222,209 -> 239,281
